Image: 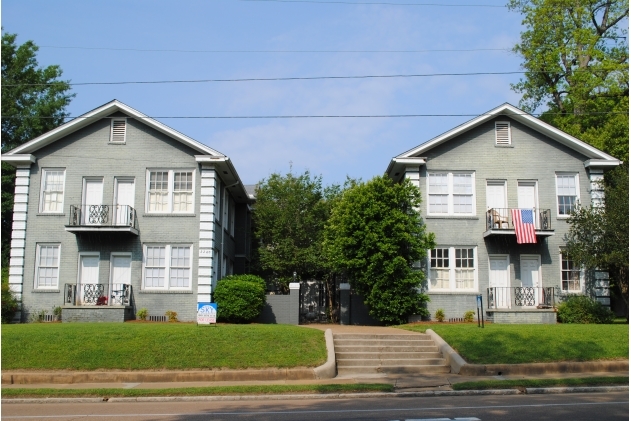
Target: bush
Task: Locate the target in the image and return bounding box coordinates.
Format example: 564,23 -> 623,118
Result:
463,310 -> 476,323
1,279 -> 19,324
220,274 -> 267,291
165,310 -> 178,322
557,295 -> 615,324
434,309 -> 445,322
137,308 -> 148,321
214,278 -> 266,323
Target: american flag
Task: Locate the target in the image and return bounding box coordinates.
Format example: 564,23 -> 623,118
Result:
512,209 -> 537,244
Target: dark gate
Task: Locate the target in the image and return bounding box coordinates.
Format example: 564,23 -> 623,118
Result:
299,280 -> 329,324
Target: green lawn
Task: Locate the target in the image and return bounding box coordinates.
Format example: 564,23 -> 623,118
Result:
1,384 -> 393,399
453,376 -> 629,391
399,323 -> 629,364
1,323 -> 326,370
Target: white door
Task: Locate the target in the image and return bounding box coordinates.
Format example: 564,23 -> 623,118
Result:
114,179 -> 135,225
489,256 -> 510,308
79,255 -> 100,305
486,181 -> 507,228
518,181 -> 538,227
520,256 -> 540,307
83,179 -> 104,225
110,254 -> 131,305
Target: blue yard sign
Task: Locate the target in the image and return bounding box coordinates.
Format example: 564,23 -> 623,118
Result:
197,302 -> 217,325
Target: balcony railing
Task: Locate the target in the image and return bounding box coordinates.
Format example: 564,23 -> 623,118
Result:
486,208 -> 552,231
487,287 -> 556,309
68,205 -> 137,228
64,283 -> 132,306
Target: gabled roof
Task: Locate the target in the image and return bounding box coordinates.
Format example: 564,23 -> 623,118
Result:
4,99 -> 224,157
396,103 -> 620,161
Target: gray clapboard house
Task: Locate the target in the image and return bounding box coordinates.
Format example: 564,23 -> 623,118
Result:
2,100 -> 253,322
386,103 -> 620,324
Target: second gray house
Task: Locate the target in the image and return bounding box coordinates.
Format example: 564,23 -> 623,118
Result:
387,103 -> 620,323
3,100 -> 253,322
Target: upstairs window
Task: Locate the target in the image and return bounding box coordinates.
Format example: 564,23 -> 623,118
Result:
556,173 -> 579,216
110,119 -> 126,143
427,172 -> 475,215
495,121 -> 511,145
146,170 -> 194,213
40,169 -> 65,213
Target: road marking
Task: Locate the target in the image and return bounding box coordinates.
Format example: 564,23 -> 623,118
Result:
389,418 -> 481,421
2,401 -> 628,418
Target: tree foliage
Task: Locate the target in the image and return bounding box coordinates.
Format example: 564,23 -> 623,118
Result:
253,171 -> 340,288
324,175 -> 435,325
1,32 -> 74,266
565,165 -> 629,318
509,0 -> 629,162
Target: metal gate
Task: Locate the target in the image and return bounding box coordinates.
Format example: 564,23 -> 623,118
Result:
299,280 -> 328,324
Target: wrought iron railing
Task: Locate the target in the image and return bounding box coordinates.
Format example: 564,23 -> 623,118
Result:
64,283 -> 132,306
68,205 -> 136,227
487,287 -> 556,309
486,208 -> 551,231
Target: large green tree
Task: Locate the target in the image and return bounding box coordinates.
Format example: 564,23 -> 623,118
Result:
253,171 -> 339,289
324,175 -> 435,325
1,32 -> 74,266
509,0 -> 629,162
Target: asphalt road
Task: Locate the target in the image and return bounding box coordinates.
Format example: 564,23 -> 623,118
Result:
2,392 -> 628,421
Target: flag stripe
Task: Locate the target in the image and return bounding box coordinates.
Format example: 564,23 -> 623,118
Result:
512,209 -> 537,244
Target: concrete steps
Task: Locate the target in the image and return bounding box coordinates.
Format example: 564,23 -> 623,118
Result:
334,333 -> 450,375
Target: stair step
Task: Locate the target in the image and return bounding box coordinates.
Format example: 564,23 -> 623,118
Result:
333,334 -> 430,340
334,339 -> 435,347
336,351 -> 443,359
335,345 -> 438,353
337,365 -> 451,375
336,358 -> 446,367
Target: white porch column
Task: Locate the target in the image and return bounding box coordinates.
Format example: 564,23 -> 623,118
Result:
197,165 -> 217,303
9,166 -> 32,322
588,168 -> 604,208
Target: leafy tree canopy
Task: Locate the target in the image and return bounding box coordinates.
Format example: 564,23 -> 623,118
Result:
324,175 -> 435,325
1,32 -> 74,266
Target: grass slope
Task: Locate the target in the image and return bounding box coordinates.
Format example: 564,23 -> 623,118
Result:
1,384 -> 393,399
453,376 -> 629,390
1,323 -> 326,370
400,324 -> 629,364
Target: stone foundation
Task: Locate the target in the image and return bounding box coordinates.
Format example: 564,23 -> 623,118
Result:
486,309 -> 557,324
62,306 -> 133,323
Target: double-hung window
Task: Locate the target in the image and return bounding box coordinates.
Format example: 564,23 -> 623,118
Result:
146,170 -> 194,213
556,173 -> 579,216
143,244 -> 192,290
427,172 -> 475,215
40,169 -> 65,213
429,247 -> 477,291
560,250 -> 581,292
35,244 -> 60,289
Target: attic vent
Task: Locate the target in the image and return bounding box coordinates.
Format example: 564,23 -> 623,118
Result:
111,119 -> 126,143
495,121 -> 511,145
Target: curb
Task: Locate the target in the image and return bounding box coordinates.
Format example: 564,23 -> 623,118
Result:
313,329 -> 336,379
459,360 -> 630,376
426,329 -> 466,374
3,386 -> 627,404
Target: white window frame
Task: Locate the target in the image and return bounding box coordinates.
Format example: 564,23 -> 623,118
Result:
560,249 -> 582,293
426,171 -> 476,216
110,118 -> 127,143
428,246 -> 478,291
39,168 -> 66,214
35,243 -> 61,289
142,244 -> 193,291
555,173 -> 580,218
145,169 -> 195,214
495,121 -> 511,145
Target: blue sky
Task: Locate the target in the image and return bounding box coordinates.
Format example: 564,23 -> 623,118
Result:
3,0 -> 527,186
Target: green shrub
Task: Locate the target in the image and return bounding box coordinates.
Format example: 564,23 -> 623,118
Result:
137,308 -> 148,321
434,309 -> 445,322
214,279 -> 266,323
52,306 -> 62,319
464,310 -> 476,323
221,274 -> 267,291
2,274 -> 19,324
557,295 -> 615,324
165,310 -> 178,322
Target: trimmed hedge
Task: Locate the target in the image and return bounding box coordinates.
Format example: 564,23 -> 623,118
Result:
220,274 -> 267,291
214,276 -> 266,323
557,295 -> 615,324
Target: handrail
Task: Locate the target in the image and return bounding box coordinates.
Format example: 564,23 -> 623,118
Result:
68,205 -> 136,227
486,208 -> 551,231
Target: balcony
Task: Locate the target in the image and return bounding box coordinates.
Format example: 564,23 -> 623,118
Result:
487,286 -> 556,309
64,283 -> 132,306
483,208 -> 554,238
65,205 -> 139,235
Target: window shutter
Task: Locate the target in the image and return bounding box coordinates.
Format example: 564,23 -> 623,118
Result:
111,120 -> 126,143
495,121 -> 510,145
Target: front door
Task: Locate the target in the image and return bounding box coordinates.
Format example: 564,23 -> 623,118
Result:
518,181 -> 538,227
110,254 -> 131,305
114,179 -> 135,225
487,181 -> 507,228
83,178 -> 104,225
79,254 -> 100,305
489,256 -> 510,308
520,255 -> 540,307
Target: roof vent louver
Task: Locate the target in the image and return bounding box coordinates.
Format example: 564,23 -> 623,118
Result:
495,121 -> 511,145
111,119 -> 126,143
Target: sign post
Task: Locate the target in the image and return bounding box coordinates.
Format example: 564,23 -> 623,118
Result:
197,302 -> 217,327
476,295 -> 484,328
